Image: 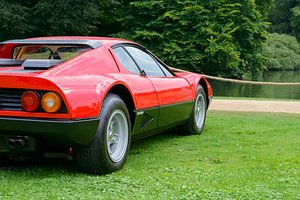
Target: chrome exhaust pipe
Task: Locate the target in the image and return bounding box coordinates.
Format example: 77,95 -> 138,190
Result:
7,138 -> 28,149
8,139 -> 16,147
14,139 -> 28,148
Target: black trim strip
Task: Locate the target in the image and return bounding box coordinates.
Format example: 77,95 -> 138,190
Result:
134,100 -> 194,112
159,100 -> 194,108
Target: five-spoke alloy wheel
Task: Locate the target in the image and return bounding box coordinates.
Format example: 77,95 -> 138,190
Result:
76,93 -> 131,174
106,110 -> 129,163
178,85 -> 207,135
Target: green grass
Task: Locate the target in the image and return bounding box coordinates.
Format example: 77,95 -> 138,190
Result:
0,111 -> 299,199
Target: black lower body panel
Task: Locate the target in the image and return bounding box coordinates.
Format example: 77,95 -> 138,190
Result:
132,100 -> 194,140
0,117 -> 99,147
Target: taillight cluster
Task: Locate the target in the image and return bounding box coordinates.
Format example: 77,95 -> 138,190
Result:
21,91 -> 62,113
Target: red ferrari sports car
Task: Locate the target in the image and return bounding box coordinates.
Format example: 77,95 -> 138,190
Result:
0,36 -> 212,174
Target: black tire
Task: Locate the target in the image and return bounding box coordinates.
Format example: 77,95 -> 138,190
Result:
178,85 -> 207,135
76,93 -> 131,174
0,153 -> 8,163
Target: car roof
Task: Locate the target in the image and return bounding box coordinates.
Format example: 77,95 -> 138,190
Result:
25,36 -> 135,46
1,39 -> 102,49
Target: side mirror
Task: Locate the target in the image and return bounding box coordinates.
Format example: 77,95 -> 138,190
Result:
141,70 -> 147,76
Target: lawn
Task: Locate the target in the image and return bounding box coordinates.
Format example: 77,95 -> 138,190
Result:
0,111 -> 299,199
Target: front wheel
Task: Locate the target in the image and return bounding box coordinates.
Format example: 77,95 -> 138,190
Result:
76,93 -> 131,174
178,85 -> 207,135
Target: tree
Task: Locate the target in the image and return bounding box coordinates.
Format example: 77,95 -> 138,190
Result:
0,0 -> 111,40
0,0 -> 273,78
114,0 -> 272,78
269,0 -> 300,34
291,5 -> 300,40
0,0 -> 33,40
30,0 -> 100,36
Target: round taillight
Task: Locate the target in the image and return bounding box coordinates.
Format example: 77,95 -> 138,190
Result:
41,92 -> 62,113
21,91 -> 41,112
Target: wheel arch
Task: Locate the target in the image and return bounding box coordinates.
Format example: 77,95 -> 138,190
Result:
198,78 -> 210,108
103,83 -> 136,130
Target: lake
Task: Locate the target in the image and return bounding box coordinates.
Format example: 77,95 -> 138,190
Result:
209,71 -> 300,100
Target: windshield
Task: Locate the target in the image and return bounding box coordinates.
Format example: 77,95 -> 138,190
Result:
13,45 -> 91,61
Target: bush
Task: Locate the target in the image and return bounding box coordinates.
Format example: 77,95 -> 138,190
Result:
263,33 -> 300,70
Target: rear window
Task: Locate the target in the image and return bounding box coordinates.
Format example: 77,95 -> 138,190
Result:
13,45 -> 91,61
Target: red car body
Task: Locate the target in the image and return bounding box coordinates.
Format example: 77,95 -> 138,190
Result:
0,37 -> 212,172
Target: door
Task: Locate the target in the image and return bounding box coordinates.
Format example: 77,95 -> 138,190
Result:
124,45 -> 194,128
111,46 -> 159,136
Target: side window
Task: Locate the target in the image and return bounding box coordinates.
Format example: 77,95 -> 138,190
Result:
112,47 -> 140,74
157,62 -> 174,77
125,46 -> 165,77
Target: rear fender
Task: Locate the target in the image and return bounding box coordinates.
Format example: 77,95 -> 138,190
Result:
175,72 -> 213,103
49,75 -> 137,119
0,75 -> 72,119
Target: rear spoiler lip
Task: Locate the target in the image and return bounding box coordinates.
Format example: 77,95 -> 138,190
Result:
0,39 -> 102,49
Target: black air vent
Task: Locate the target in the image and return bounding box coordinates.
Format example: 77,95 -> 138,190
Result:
0,59 -> 24,67
22,59 -> 63,70
0,89 -> 23,111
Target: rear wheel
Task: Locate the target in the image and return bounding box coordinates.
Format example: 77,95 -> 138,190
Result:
178,85 -> 207,135
76,93 -> 131,174
0,152 -> 8,161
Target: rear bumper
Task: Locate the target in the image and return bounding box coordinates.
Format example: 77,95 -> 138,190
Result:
0,117 -> 99,146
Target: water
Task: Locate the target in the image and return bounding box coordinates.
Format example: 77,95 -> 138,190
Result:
209,71 -> 300,99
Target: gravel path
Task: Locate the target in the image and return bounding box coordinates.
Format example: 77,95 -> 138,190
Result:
209,99 -> 300,114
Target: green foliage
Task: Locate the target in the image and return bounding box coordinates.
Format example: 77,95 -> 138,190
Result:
268,0 -> 299,34
31,0 -> 100,36
0,0 -> 276,77
0,111 -> 299,199
0,0 -> 33,41
114,0 -> 272,78
268,0 -> 300,40
262,33 -> 300,70
0,0 -> 110,40
97,0 -> 123,35
291,5 -> 300,40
